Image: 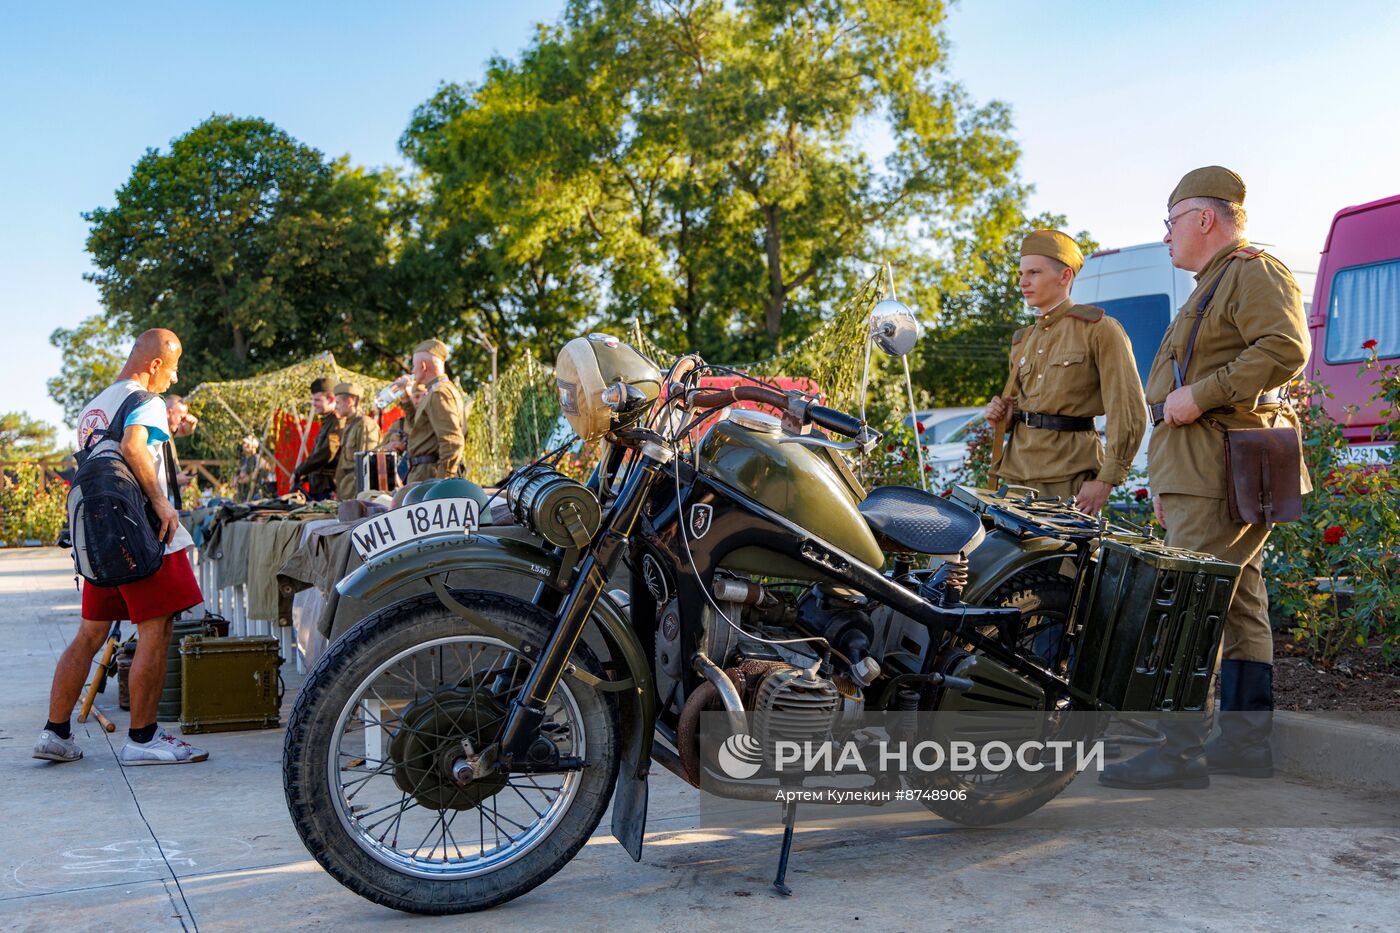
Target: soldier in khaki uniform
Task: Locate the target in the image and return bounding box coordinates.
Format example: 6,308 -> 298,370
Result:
404,339 -> 467,483
292,376 -> 342,500
986,230 -> 1147,514
332,382 -> 382,500
1101,167 -> 1310,791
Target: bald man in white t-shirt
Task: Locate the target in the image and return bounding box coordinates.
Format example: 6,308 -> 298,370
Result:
34,329 -> 210,767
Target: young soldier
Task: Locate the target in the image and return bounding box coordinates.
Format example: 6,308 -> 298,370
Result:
1101,167 -> 1310,790
332,382 -> 381,500
986,230 -> 1147,513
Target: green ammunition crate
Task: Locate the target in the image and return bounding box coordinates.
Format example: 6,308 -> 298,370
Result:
1071,537 -> 1240,712
179,635 -> 283,733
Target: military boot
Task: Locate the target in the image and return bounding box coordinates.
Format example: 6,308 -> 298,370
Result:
1098,715 -> 1209,790
1204,659 -> 1274,778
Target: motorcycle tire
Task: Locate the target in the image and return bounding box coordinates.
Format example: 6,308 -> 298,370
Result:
283,590 -> 619,914
918,567 -> 1085,827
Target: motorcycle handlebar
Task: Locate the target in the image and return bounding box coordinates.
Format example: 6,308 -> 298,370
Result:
806,404 -> 863,439
680,384 -> 867,441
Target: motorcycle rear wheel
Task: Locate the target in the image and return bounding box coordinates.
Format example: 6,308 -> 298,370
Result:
917,567 -> 1087,827
283,590 -> 619,914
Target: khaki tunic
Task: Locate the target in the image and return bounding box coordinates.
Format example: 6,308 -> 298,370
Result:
297,412 -> 344,497
1145,240 -> 1311,498
992,300 -> 1147,490
406,375 -> 466,483
335,413 -> 382,500
1145,240 -> 1311,666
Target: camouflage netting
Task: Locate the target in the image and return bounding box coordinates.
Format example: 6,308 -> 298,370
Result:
628,269 -> 887,415
458,269 -> 888,480
184,352 -> 387,476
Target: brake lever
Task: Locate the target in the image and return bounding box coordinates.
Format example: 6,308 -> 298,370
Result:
778,430 -> 882,454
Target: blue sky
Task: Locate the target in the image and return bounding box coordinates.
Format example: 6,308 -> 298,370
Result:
3,0 -> 1398,430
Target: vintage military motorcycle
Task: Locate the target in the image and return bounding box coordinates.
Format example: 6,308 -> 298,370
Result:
283,304 -> 1237,914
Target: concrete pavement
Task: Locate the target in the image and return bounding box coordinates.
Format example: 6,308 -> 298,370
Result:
2,546 -> 1397,932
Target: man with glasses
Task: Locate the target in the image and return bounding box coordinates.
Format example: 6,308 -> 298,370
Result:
985,230 -> 1146,514
1100,166 -> 1310,790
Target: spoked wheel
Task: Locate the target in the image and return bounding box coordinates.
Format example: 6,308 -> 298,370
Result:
915,567 -> 1092,827
283,591 -> 618,914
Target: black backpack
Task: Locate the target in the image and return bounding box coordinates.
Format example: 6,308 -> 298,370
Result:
67,390 -> 177,587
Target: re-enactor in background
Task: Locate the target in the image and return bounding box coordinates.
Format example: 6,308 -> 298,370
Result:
985,230 -> 1147,513
1101,167 -> 1310,790
33,328 -> 209,766
235,434 -> 276,500
291,376 -> 342,499
400,339 -> 466,483
165,394 -> 198,491
332,382 -> 381,500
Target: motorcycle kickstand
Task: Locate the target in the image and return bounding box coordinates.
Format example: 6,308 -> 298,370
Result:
773,799 -> 798,897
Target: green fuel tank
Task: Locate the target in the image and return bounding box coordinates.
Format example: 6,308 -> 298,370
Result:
696,412 -> 884,579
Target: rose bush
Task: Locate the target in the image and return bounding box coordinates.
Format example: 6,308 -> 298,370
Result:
0,463 -> 67,546
1264,352 -> 1400,662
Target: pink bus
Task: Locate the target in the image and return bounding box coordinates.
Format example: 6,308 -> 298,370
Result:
1309,193 -> 1400,454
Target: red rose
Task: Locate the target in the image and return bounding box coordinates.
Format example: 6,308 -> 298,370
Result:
1363,339 -> 1378,350
886,444 -> 896,452
924,464 -> 932,472
916,423 -> 926,433
1134,488 -> 1149,501
1322,525 -> 1345,545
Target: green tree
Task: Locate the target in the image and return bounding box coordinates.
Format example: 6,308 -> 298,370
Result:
48,314 -> 129,426
400,0 -> 1026,379
0,412 -> 64,461
84,115 -> 404,384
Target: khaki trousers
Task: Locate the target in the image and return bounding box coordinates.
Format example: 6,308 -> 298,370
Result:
1010,471 -> 1095,502
1159,493 -> 1273,664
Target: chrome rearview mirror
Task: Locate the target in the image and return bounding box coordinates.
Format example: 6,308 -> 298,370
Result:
868,299 -> 920,357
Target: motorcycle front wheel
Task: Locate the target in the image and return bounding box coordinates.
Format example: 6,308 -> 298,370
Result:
283,590 -> 619,914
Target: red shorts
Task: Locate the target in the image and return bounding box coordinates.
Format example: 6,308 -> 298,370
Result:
81,549 -> 204,623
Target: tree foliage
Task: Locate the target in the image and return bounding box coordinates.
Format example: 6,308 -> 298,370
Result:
48,314 -> 129,427
399,0 -> 1026,383
0,412 -> 64,461
84,115 -> 407,385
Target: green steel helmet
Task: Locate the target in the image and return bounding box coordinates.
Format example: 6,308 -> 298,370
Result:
422,477 -> 489,510
402,479 -> 440,505
555,334 -> 663,440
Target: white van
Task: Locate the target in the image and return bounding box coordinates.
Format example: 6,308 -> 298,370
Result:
1070,242 -> 1197,384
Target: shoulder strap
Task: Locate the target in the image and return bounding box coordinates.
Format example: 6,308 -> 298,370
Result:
1173,264 -> 1235,389
85,389 -> 156,451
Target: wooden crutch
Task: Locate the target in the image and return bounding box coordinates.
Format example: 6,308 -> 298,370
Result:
76,621 -> 121,733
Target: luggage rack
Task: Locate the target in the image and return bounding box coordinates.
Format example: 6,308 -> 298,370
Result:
949,484 -> 1156,544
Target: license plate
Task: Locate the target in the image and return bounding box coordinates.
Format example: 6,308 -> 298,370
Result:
350,498 -> 480,561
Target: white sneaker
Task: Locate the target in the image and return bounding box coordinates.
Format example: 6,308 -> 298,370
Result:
33,730 -> 82,763
118,727 -> 209,766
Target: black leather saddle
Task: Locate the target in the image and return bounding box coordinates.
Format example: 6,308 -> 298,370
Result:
858,485 -> 986,557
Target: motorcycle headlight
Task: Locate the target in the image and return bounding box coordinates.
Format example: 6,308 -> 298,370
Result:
555,334 -> 663,440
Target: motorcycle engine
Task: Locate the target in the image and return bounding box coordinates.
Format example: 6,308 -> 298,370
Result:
724,659 -> 841,764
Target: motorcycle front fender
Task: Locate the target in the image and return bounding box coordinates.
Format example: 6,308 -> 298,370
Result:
337,532 -> 656,862
963,527 -> 1079,605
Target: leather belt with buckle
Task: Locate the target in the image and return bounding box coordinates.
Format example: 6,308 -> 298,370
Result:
1011,410 -> 1096,432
